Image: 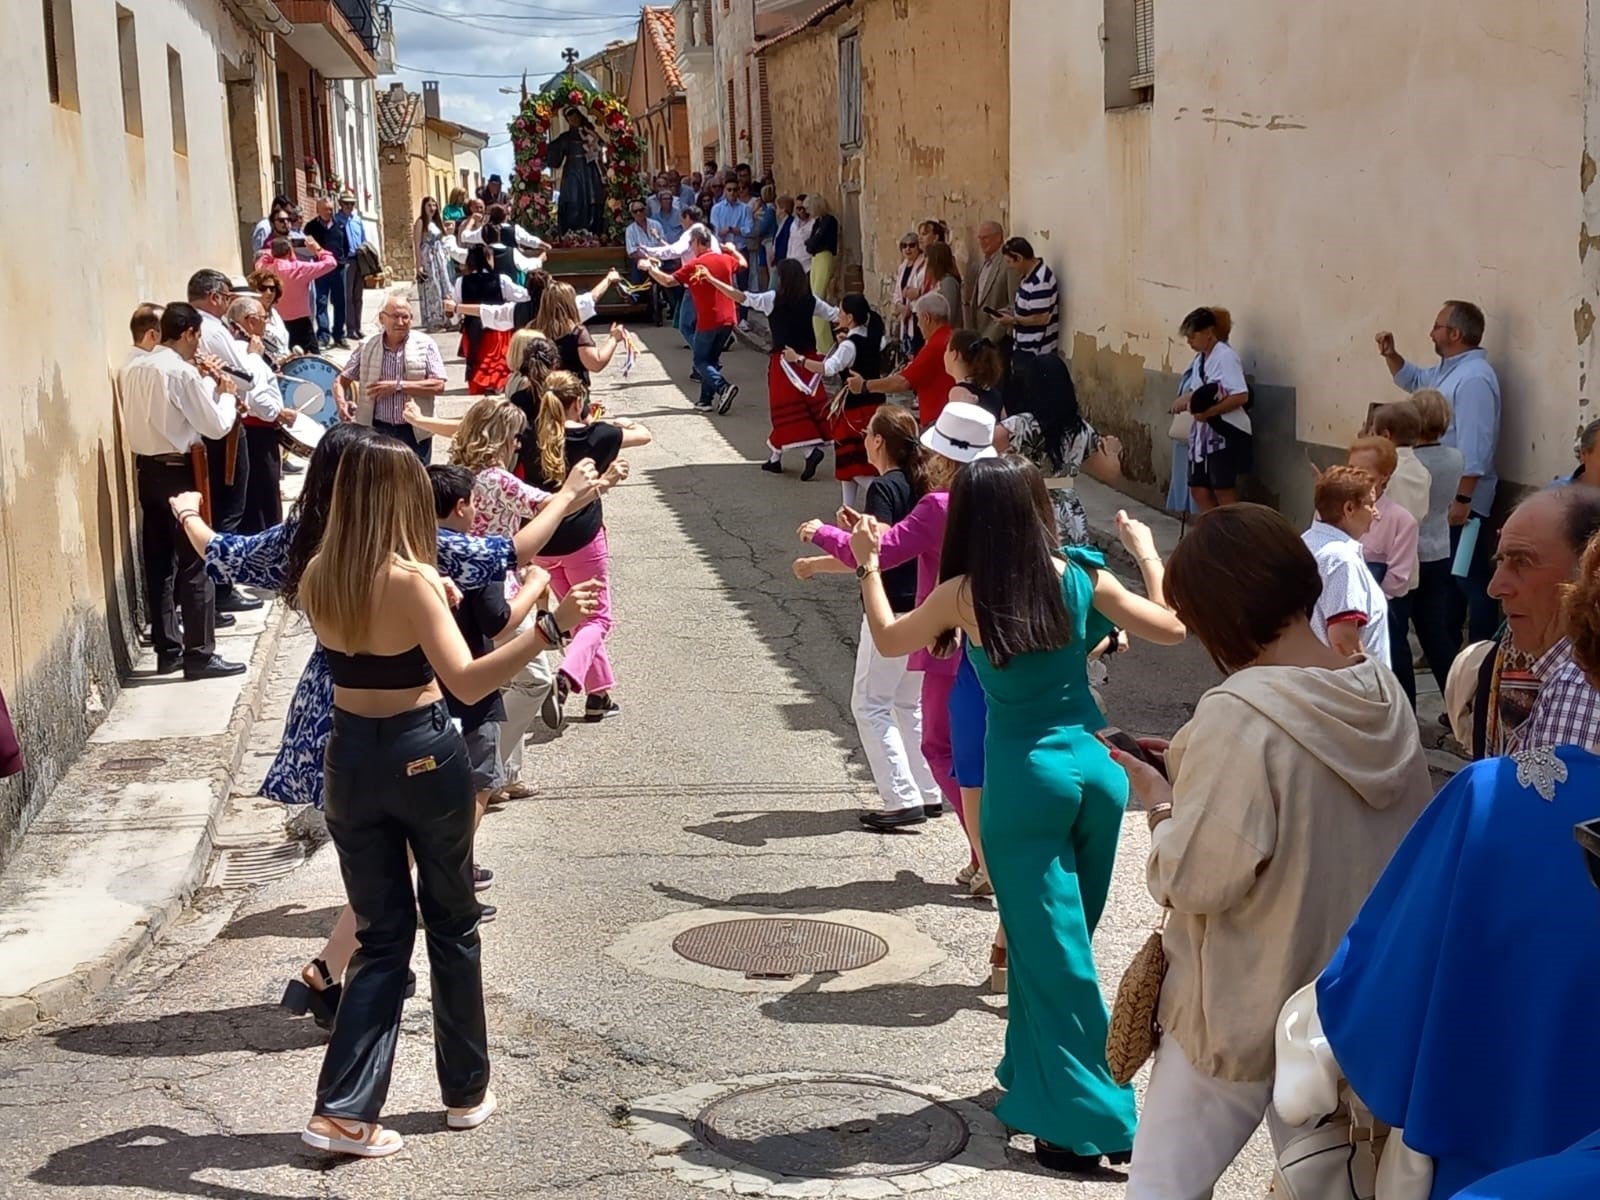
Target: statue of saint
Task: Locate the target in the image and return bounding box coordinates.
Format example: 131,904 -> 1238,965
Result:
547,106 -> 607,235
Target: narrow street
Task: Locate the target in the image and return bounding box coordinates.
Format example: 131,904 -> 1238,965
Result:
0,324 -> 1269,1200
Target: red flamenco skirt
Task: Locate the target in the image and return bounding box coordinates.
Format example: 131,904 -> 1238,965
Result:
832,395 -> 882,481
466,328 -> 513,396
766,355 -> 832,453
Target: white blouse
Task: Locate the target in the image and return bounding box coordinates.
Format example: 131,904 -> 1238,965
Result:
471,293 -> 598,331
820,325 -> 866,377
453,274 -> 530,305
744,290 -> 840,323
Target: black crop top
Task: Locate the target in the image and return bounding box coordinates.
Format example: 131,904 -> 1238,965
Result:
323,644 -> 435,689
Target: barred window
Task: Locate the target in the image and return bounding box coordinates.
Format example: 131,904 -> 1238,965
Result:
1130,0 -> 1154,89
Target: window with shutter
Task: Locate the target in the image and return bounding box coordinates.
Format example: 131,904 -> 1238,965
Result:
757,57 -> 773,176
167,47 -> 187,155
838,32 -> 861,149
1129,0 -> 1154,90
725,76 -> 735,161
115,5 -> 142,136
43,0 -> 79,109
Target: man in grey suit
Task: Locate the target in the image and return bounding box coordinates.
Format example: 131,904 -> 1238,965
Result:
964,221 -> 1020,340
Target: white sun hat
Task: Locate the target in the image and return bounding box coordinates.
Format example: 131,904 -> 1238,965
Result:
921,400 -> 999,463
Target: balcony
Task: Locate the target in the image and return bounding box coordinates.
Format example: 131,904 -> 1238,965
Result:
673,0 -> 712,77
280,0 -> 379,79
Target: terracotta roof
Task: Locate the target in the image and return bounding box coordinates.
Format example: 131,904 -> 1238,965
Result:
376,85 -> 421,147
754,0 -> 852,53
642,6 -> 682,91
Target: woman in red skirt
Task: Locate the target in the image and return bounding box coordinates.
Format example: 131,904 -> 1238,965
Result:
454,244 -> 529,395
783,293 -> 886,507
704,259 -> 840,480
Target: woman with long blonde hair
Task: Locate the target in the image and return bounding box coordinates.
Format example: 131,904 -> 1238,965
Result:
295,436 -> 600,1159
532,281 -> 627,387
528,371 -> 652,722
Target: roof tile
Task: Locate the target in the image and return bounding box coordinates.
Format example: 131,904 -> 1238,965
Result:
643,6 -> 683,91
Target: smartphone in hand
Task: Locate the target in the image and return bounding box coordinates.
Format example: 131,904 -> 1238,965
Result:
981,305 -> 1004,319
1095,726 -> 1168,780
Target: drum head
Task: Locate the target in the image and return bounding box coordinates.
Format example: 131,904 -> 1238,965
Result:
282,411 -> 326,455
284,378 -> 324,414
279,354 -> 341,424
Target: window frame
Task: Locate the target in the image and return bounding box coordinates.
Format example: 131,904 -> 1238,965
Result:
166,45 -> 187,155
837,31 -> 862,150
115,4 -> 142,136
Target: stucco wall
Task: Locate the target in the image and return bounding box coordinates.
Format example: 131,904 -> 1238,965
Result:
1012,0 -> 1592,518
1,0 -> 260,860
763,0 -> 1010,312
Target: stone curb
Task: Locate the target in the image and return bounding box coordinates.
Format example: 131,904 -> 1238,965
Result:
0,597 -> 292,1039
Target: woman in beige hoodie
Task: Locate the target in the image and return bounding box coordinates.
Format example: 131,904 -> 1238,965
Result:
1112,504 -> 1433,1200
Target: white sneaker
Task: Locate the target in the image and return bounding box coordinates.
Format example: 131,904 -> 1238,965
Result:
447,1090 -> 497,1130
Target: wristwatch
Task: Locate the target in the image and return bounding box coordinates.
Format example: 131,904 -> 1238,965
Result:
856,563 -> 879,580
1454,493 -> 1473,506
535,608 -> 566,647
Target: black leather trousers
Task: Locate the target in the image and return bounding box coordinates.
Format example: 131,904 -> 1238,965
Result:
315,701 -> 489,1121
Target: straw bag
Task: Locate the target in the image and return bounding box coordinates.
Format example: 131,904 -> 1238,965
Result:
1106,920 -> 1167,1085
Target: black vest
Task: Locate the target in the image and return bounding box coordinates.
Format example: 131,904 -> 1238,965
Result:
848,330 -> 883,380
459,270 -> 503,367
768,296 -> 818,356
481,226 -> 517,279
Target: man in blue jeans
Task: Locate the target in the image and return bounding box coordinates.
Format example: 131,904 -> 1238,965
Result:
643,230 -> 746,414
303,198 -> 349,348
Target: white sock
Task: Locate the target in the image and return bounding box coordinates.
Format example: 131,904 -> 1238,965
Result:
768,450 -> 782,463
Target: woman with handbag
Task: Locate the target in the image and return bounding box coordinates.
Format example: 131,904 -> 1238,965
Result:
1170,306 -> 1248,513
851,454 -> 1186,1173
1109,503 -> 1431,1200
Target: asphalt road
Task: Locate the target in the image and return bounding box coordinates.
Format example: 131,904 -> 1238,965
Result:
0,323 -> 1266,1200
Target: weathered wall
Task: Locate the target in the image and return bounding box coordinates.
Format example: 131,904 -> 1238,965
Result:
1013,0 -> 1590,519
712,0 -> 759,170
763,0 -> 1010,312
379,126 -> 427,280
1,0 -> 261,860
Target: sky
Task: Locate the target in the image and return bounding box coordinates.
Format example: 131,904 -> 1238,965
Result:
383,0 -> 646,182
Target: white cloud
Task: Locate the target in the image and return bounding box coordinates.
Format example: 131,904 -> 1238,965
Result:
383,1 -> 642,180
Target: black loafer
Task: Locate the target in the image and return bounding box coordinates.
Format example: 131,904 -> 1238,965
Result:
154,655 -> 183,676
922,803 -> 944,818
215,613 -> 236,629
760,459 -> 783,474
217,593 -> 264,613
860,809 -> 927,832
801,447 -> 826,482
184,655 -> 246,681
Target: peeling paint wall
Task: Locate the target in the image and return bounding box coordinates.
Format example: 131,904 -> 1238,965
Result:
763,0 -> 1011,312
1,0 -> 259,861
1013,0 -> 1590,519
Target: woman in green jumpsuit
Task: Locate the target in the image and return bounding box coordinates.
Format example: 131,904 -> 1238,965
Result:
851,454 -> 1186,1170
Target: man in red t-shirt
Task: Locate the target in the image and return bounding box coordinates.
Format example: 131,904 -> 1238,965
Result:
644,229 -> 746,412
846,292 -> 955,427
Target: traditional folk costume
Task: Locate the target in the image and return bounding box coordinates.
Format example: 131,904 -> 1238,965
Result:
828,326 -> 884,484
454,266 -> 528,396
742,288 -> 841,455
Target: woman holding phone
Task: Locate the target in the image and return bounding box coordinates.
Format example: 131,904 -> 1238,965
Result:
1109,503 -> 1430,1199
851,454 -> 1185,1172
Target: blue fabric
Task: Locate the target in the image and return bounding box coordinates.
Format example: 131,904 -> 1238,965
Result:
206,521 -> 516,807
1166,438 -> 1197,513
693,328 -> 730,405
1450,1130 -> 1600,1199
1393,348 -> 1501,515
949,646 -> 987,788
1317,748 -> 1600,1200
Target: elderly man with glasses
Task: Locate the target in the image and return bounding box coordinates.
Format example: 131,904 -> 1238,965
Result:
625,201 -> 668,321
224,296 -> 295,533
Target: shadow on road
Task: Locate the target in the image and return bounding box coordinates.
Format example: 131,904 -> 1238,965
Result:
51,1003 -> 326,1058
759,981 -> 1006,1029
650,868 -> 986,913
683,807 -> 866,846
30,1124 -> 322,1200
217,905 -> 343,941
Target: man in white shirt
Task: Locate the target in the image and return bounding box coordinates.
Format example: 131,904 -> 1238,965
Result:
787,196 -> 816,273
187,269 -> 260,613
120,302 -> 245,680
225,296 -> 295,534
1303,465 -> 1390,663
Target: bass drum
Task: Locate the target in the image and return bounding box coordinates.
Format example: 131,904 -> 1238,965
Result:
277,354 -> 342,425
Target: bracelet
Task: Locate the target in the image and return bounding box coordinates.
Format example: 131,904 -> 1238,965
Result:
1138,555 -> 1161,565
1454,493 -> 1473,506
1146,802 -> 1173,826
176,510 -> 200,522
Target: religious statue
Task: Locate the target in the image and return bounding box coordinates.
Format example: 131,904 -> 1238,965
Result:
546,106 -> 608,235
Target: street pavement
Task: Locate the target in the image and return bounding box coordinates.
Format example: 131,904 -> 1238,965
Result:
0,321 -> 1274,1198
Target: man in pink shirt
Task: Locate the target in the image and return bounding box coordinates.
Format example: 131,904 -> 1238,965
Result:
1350,436 -> 1421,706
254,236 -> 336,354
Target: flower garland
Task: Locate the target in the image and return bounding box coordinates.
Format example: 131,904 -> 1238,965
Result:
509,79 -> 646,248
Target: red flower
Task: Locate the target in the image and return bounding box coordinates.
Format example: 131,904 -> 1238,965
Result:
568,89 -> 583,104
530,158 -> 544,172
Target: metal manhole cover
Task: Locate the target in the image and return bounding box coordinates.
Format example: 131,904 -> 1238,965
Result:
671,918 -> 887,977
693,1078 -> 970,1179
215,842 -> 304,889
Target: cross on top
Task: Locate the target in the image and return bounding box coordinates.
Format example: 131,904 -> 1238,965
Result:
562,47 -> 579,72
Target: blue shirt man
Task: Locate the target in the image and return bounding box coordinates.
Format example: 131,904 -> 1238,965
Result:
335,196 -> 366,259
335,193 -> 369,339
648,190 -> 681,227
711,186 -> 753,246
1379,301 -> 1501,519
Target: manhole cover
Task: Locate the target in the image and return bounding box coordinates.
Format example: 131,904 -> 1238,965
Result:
672,918 -> 887,977
693,1078 -> 970,1179
214,842 -> 304,889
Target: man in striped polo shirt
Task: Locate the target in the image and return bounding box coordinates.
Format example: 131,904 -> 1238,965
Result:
999,237 -> 1060,358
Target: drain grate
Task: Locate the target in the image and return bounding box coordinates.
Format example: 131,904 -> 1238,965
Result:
693,1078 -> 970,1179
671,918 -> 888,979
101,756 -> 165,773
214,842 -> 304,889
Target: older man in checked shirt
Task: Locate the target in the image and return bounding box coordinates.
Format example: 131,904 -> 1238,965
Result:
332,293 -> 447,462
